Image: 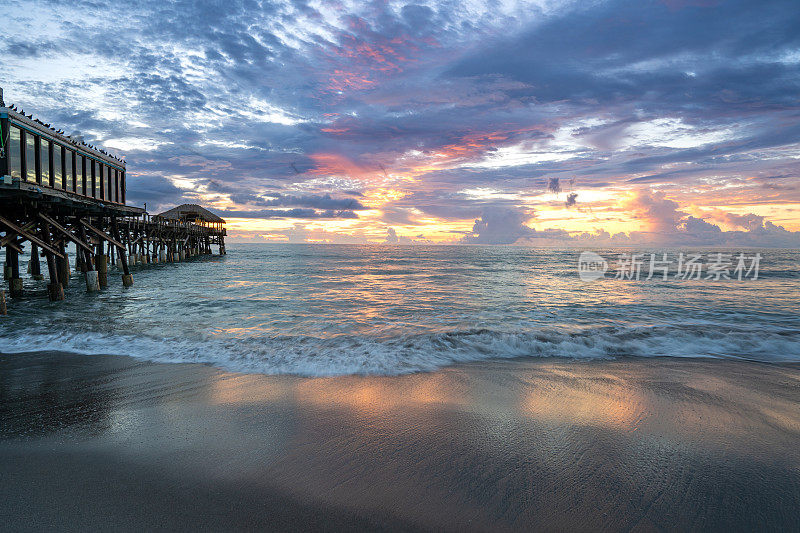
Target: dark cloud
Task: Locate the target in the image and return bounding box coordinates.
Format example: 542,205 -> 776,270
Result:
214,208 -> 359,219
4,40 -> 42,58
448,0 -> 800,115
259,193 -> 366,210
461,207 -> 534,244
126,175 -> 186,210
565,192 -> 578,208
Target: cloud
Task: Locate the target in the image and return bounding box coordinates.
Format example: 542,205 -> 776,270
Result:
565,192 -> 578,207
384,227 -> 398,244
2,0 -> 799,245
622,190 -> 686,233
600,189 -> 800,246
126,175 -> 186,211
259,193 -> 366,210
716,212 -> 766,231
461,189 -> 800,247
461,206 -> 534,244
214,208 -> 359,219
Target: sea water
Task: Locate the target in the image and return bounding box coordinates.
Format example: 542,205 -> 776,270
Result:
1,244 -> 798,376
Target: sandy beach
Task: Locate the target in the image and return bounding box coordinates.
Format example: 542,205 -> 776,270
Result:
1,352 -> 799,531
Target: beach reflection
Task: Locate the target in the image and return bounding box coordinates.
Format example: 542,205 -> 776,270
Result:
293,372 -> 469,415
208,373 -> 294,404
519,369 -> 646,430
4,353 -> 800,531
4,352 -> 800,471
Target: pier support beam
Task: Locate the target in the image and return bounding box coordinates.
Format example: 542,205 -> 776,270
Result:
85,270 -> 100,292
9,278 -> 23,297
4,247 -> 11,280
56,241 -> 69,288
96,246 -> 108,289
30,244 -> 44,280
112,218 -> 133,287
78,224 -> 99,292
7,246 -> 23,297
40,222 -> 64,301
0,289 -> 6,315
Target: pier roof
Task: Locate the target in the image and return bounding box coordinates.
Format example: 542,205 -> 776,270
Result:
157,204 -> 225,224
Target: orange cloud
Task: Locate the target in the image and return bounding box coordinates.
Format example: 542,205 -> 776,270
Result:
308,152 -> 375,180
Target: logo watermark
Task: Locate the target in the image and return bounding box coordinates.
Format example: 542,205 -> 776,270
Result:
578,251 -> 609,281
577,252 -> 762,281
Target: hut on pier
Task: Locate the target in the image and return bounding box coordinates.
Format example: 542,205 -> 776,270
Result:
155,204 -> 226,256
156,204 -> 226,232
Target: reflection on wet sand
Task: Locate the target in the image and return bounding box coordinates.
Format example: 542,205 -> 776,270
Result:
519,368 -> 646,430
2,353 -> 800,530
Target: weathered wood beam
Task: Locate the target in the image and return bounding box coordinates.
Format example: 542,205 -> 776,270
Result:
0,221 -> 37,247
111,218 -> 132,285
0,215 -> 64,259
4,239 -> 23,254
39,213 -> 95,254
40,222 -> 65,301
79,219 -> 125,251
78,224 -> 95,273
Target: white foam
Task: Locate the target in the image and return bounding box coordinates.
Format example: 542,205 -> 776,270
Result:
2,325 -> 799,377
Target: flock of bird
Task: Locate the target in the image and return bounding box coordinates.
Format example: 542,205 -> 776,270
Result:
4,103 -> 125,163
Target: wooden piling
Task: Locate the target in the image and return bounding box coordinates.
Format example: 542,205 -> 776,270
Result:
8,245 -> 23,297
0,289 -> 6,315
112,218 -> 133,287
96,239 -> 108,289
30,244 -> 44,280
56,241 -> 69,288
40,222 -> 65,301
4,246 -> 12,281
78,224 -> 99,292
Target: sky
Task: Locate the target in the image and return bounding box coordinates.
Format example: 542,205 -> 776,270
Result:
2,0 -> 799,245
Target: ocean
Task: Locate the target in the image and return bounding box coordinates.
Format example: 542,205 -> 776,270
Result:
1,244 -> 799,376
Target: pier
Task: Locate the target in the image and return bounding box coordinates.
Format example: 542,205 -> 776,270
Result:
0,90 -> 225,311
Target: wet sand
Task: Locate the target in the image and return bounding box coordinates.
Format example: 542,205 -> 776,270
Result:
1,352 -> 799,531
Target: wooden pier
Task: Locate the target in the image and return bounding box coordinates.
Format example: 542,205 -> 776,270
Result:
0,91 -> 225,311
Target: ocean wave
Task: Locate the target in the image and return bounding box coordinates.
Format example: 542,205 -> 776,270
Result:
2,325 -> 799,377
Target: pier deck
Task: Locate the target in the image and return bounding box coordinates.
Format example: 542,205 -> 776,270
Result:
0,98 -> 225,310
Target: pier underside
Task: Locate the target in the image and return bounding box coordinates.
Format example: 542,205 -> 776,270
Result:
1,184 -> 226,308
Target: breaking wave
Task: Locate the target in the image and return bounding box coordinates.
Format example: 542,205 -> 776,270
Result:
2,325 -> 799,377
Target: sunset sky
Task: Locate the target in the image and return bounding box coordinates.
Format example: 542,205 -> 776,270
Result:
3,0 -> 799,245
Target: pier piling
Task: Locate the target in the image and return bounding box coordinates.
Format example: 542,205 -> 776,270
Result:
57,242 -> 69,288
112,218 -> 133,287
85,270 -> 100,292
96,248 -> 108,289
30,244 -> 44,280
40,222 -> 65,302
8,246 -> 23,297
